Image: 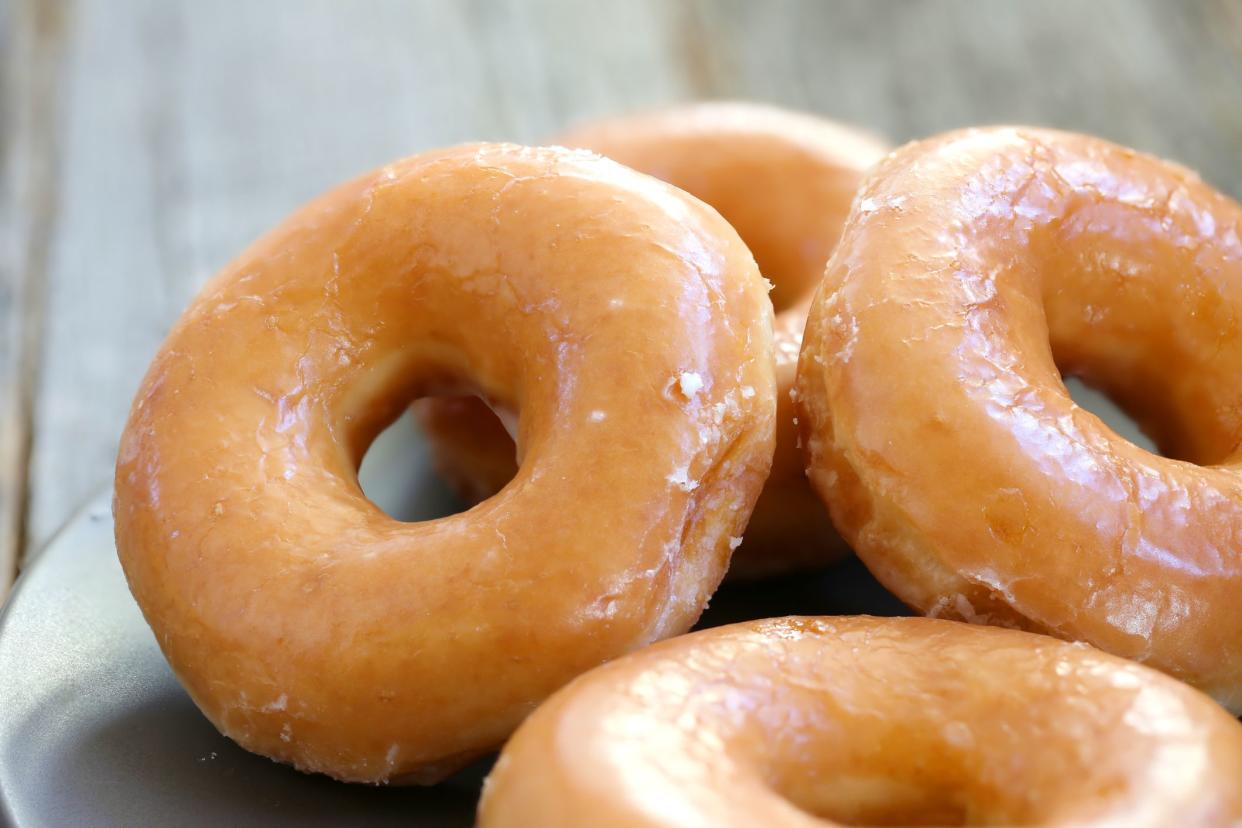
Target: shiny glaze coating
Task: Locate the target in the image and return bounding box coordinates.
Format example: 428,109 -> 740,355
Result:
797,127 -> 1242,708
113,144 -> 777,783
416,103 -> 888,578
480,616 -> 1242,827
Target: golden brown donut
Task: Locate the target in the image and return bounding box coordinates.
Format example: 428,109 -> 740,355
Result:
480,616 -> 1242,827
797,127 -> 1242,709
113,143 -> 776,783
416,103 -> 888,578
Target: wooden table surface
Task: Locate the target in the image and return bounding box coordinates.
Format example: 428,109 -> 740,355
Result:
2,0 -> 1241,596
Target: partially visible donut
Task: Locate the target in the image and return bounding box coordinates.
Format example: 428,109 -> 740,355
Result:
797,127 -> 1242,708
114,143 -> 776,783
480,616 -> 1242,827
416,103 -> 888,577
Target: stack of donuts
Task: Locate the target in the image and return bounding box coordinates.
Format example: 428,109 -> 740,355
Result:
114,103 -> 1242,826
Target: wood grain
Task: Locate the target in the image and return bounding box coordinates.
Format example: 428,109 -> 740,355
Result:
1,0 -> 68,597
4,0 -> 1242,590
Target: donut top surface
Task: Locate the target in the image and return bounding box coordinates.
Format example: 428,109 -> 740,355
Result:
797,127 -> 1242,708
114,143 -> 777,782
480,616 -> 1242,827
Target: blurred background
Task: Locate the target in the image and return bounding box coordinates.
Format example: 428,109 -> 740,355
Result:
2,0 -> 1241,595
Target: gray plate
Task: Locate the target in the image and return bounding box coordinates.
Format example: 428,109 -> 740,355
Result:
0,420 -> 905,827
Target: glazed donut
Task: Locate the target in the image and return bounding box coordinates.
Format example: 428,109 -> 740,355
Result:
797,127 -> 1242,708
113,143 -> 776,782
480,616 -> 1242,827
415,103 -> 888,578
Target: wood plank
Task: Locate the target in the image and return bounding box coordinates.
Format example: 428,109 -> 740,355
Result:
0,0 -> 16,597
0,0 -> 70,597
685,0 -> 1242,193
16,0 -> 1242,573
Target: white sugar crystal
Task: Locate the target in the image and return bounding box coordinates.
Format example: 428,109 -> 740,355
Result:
667,465 -> 699,492
261,693 -> 288,712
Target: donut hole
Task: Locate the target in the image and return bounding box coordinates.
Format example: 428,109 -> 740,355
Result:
357,394 -> 518,522
1061,376 -> 1158,454
1046,310 -> 1219,463
1038,215 -> 1242,466
778,775 -> 969,826
356,410 -> 459,522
